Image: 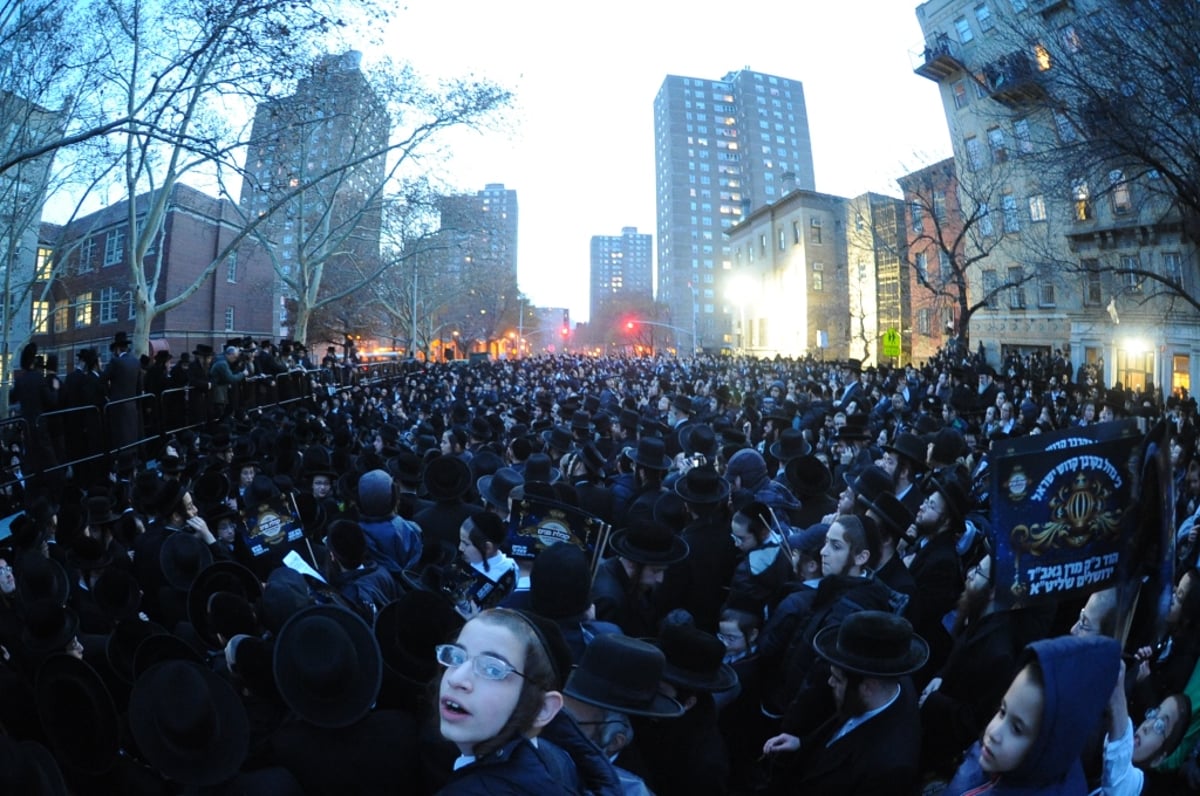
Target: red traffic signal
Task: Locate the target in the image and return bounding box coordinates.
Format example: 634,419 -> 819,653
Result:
560,326 -> 569,337
625,320 -> 635,331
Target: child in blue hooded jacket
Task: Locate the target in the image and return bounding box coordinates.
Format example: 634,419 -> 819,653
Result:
944,634 -> 1121,795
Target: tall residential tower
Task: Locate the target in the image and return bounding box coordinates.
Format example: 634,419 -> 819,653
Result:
654,68 -> 815,351
590,226 -> 653,323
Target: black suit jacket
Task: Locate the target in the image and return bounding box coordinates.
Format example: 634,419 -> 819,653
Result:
776,679 -> 921,796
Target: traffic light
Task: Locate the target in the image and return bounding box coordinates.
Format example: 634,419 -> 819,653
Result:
560,326 -> 569,338
625,320 -> 635,331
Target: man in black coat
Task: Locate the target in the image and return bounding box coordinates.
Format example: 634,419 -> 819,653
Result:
659,466 -> 738,633
99,331 -> 144,453
762,611 -> 927,796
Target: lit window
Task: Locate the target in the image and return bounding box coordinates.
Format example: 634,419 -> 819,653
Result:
1035,44 -> 1052,71
1029,194 -> 1047,222
74,292 -> 93,327
35,247 -> 53,281
32,301 -> 49,333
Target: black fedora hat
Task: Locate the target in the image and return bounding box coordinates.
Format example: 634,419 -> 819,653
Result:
624,437 -> 672,471
159,532 -> 214,592
785,455 -> 833,498
66,536 -> 113,573
924,466 -> 970,523
84,495 -> 121,527
35,654 -> 120,774
882,431 -> 928,471
669,394 -> 696,416
836,414 -> 872,441
191,470 -> 230,509
570,411 -> 593,434
424,455 -> 472,501
187,561 -> 263,649
301,446 -> 338,479
132,632 -> 204,681
374,592 -> 464,686
541,425 -> 576,454
16,553 -> 69,606
273,605 -> 383,728
844,464 -> 893,507
608,520 -> 689,566
812,610 -> 929,677
92,570 -> 142,622
679,423 -> 718,459
652,623 -> 738,693
105,619 -> 168,686
577,442 -> 608,477
0,736 -> 68,796
22,602 -> 80,663
769,428 -> 813,462
477,467 -> 524,511
862,491 -> 915,541
386,449 -> 424,488
564,634 -> 685,718
523,452 -> 562,485
129,660 -> 250,786
674,466 -> 730,505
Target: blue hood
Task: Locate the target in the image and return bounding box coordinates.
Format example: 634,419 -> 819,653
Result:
1005,634 -> 1120,792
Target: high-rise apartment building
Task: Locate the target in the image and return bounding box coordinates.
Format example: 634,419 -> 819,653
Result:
590,226 -> 653,323
239,51 -> 389,338
913,0 -> 1199,393
437,183 -> 519,281
654,69 -> 815,351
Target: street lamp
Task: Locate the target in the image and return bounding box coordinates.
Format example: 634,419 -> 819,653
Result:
727,272 -> 752,355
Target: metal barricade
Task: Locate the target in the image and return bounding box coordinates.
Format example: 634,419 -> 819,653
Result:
103,393 -> 159,455
34,404 -> 107,476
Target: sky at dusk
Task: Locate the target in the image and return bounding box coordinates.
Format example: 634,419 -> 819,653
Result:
375,0 -> 954,321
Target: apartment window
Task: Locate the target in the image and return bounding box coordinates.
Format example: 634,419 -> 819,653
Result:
987,127 -> 1007,163
810,217 -> 822,244
1073,180 -> 1093,221
99,287 -> 118,323
939,250 -> 952,273
53,299 -> 68,332
32,301 -> 49,334
1164,251 -> 1183,285
917,308 -> 933,335
955,16 -> 974,43
1029,194 -> 1047,222
975,4 -> 994,31
1109,170 -> 1132,214
104,226 -> 126,267
74,292 -> 93,327
983,269 -> 999,308
128,294 -> 137,321
1014,118 -> 1033,154
1061,24 -> 1081,52
965,136 -> 983,170
225,306 -> 235,332
1008,267 -> 1026,309
933,191 -> 946,221
778,228 -> 786,251
792,220 -> 800,244
759,233 -> 767,255
35,247 -> 53,281
1120,255 -> 1142,291
911,202 -> 923,233
1002,193 -> 1020,232
812,262 -> 824,291
915,252 -> 928,281
78,237 -> 95,274
1083,259 -> 1103,306
1039,278 -> 1056,307
226,251 -> 238,283
978,202 -> 994,236
953,81 -> 969,110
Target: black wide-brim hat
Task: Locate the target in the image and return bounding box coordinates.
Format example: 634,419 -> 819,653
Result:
35,654 -> 120,775
769,428 -> 813,462
0,736 -> 69,796
424,455 -> 472,501
679,423 -> 718,459
477,467 -> 524,510
674,466 -> 730,504
651,623 -> 738,693
624,437 -> 672,470
132,633 -> 204,681
523,453 -> 561,485
159,531 -> 214,592
129,660 -> 250,787
812,610 -> 929,677
541,426 -> 576,454
105,619 -> 168,686
785,455 -> 833,498
882,431 -> 928,470
374,592 -> 464,686
608,520 -> 689,566
274,605 -> 382,728
16,553 -> 70,606
564,634 -> 685,718
187,561 -> 263,649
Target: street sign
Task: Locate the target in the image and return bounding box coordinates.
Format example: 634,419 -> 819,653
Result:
882,327 -> 901,358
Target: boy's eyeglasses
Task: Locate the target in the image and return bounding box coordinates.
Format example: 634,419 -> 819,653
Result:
1144,707 -> 1170,738
435,644 -> 525,681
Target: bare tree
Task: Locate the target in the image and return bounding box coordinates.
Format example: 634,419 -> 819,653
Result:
896,155 -> 1050,351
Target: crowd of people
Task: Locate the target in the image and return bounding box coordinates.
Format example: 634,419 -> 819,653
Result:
0,329 -> 1196,795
